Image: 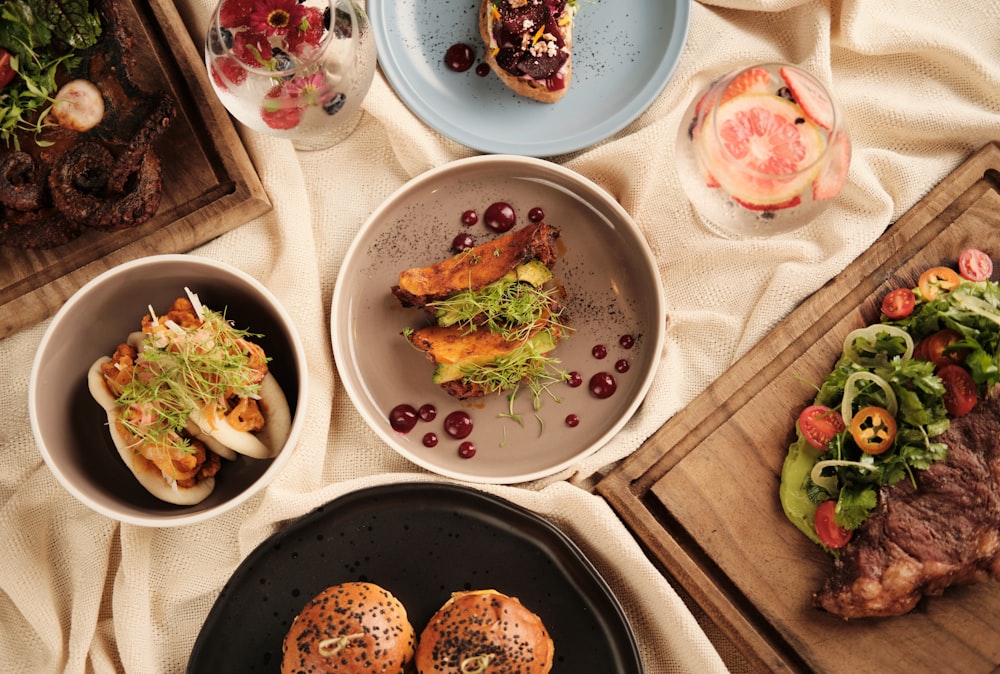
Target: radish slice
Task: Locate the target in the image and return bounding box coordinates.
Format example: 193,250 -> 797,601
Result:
52,79 -> 105,131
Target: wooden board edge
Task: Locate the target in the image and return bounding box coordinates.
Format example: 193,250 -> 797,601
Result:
596,141 -> 1000,670
597,471 -> 807,673
0,2 -> 272,340
148,0 -> 270,209
611,141 -> 1000,490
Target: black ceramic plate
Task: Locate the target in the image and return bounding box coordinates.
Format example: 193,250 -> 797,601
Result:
187,482 -> 642,673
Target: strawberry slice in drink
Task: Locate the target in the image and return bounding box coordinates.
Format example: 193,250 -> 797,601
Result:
721,66 -> 771,103
699,93 -> 825,207
779,66 -> 834,130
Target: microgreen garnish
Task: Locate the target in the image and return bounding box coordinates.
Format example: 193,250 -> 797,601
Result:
460,332 -> 569,404
0,0 -> 102,149
430,277 -> 568,342
114,307 -> 267,455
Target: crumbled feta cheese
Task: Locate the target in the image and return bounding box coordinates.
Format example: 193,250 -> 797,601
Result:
522,18 -> 534,31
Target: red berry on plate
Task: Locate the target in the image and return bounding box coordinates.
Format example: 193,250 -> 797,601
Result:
779,66 -> 834,130
722,67 -> 771,103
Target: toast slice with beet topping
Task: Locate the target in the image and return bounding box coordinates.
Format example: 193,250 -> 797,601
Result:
479,0 -> 577,103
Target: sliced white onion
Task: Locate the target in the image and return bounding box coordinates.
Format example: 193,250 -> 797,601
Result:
841,371 -> 898,426
842,325 -> 914,367
810,458 -> 880,494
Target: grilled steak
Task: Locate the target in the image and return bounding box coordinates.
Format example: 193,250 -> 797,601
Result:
814,386 -> 1000,618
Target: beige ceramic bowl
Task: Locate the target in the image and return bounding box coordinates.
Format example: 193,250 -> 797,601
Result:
29,255 -> 308,527
332,155 -> 665,483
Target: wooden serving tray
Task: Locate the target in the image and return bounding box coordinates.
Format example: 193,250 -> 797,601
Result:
597,142 -> 1000,673
0,0 -> 271,339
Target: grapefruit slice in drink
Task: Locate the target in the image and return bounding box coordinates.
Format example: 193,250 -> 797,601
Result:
699,93 -> 826,208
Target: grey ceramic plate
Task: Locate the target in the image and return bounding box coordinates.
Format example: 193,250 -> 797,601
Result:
368,0 -> 691,156
331,155 -> 664,483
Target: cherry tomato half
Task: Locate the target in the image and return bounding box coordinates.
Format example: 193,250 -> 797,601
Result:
958,248 -> 993,282
814,500 -> 853,549
0,49 -> 15,90
918,266 -> 961,301
797,405 -> 845,451
938,364 -> 977,417
880,287 -> 916,319
916,328 -> 967,368
849,405 -> 897,455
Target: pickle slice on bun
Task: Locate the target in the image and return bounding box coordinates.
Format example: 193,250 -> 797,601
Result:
415,589 -> 554,674
281,582 -> 416,674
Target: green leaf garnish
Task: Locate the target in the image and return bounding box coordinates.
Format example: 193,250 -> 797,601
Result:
114,307 -> 267,455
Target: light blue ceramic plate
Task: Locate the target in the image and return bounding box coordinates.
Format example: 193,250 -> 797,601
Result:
368,0 -> 691,156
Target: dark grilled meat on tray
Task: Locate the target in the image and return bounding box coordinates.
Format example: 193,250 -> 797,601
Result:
815,385 -> 1000,619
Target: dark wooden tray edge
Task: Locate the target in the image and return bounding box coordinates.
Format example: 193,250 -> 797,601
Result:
596,141 -> 1000,672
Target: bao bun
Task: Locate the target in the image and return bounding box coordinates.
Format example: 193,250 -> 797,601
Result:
281,582 -> 416,674
415,589 -> 554,674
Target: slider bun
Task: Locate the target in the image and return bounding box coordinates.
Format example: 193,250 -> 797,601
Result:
87,358 -> 215,505
281,582 -> 416,674
415,589 -> 554,674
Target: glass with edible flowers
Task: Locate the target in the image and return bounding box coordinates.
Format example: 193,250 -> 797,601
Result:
205,0 -> 376,150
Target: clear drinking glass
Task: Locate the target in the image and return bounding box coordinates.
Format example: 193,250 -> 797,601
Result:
205,0 -> 376,151
675,63 -> 851,238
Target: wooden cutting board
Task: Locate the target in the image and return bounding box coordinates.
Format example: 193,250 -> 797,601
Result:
0,1 -> 270,339
597,142 -> 1000,673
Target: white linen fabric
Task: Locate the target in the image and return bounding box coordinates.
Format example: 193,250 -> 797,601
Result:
2,0 -> 998,672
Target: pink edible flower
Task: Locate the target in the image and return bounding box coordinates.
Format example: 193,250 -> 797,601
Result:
248,0 -> 309,38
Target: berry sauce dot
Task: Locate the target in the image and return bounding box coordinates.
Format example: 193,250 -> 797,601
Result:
422,432 -> 438,447
452,232 -> 475,253
484,202 -> 516,233
444,411 -> 474,439
458,442 -> 477,459
389,404 -> 419,433
565,414 -> 580,427
592,344 -> 608,359
566,371 -> 583,387
461,209 -> 478,226
475,63 -> 490,77
418,404 -> 437,422
589,372 -> 618,399
619,334 -> 635,349
528,207 -> 545,222
444,43 -> 474,72
615,359 -> 630,373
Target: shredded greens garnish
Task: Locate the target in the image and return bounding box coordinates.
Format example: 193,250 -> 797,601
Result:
429,276 -> 567,342
115,307 -> 266,455
0,0 -> 102,148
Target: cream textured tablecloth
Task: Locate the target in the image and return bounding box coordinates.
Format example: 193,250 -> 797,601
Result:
2,0 -> 999,672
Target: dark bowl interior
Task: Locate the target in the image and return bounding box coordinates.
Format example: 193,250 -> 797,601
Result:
31,255 -> 304,525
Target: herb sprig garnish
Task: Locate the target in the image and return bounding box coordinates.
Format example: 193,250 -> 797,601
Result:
115,307 -> 266,456
0,0 -> 102,148
461,334 -> 569,404
429,276 -> 568,341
